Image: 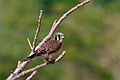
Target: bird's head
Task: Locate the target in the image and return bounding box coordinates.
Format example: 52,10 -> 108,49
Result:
54,32 -> 64,42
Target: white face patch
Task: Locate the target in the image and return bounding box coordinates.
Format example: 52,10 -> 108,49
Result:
54,32 -> 64,42
56,35 -> 60,41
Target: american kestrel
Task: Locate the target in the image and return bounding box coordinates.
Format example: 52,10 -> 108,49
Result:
26,32 -> 64,62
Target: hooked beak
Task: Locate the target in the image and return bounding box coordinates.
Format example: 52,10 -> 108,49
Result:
61,36 -> 64,39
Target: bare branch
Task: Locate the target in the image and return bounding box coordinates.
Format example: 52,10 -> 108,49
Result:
6,11 -> 43,80
26,70 -> 37,80
55,51 -> 66,62
10,51 -> 66,80
54,0 -> 90,29
6,60 -> 30,80
50,0 -> 90,35
36,0 -> 91,50
24,51 -> 66,80
6,0 -> 90,80
6,10 -> 44,80
10,63 -> 46,80
27,38 -> 33,50
32,10 -> 43,50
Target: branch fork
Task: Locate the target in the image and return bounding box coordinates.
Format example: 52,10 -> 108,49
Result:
6,0 -> 90,80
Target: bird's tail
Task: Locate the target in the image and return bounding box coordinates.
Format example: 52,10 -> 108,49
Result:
24,51 -> 36,61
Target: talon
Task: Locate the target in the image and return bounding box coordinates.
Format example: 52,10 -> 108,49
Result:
49,60 -> 55,64
44,58 -> 49,63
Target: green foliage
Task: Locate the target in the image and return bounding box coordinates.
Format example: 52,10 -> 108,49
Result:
0,0 -> 120,80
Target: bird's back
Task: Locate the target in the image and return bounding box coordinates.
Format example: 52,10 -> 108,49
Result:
36,37 -> 62,56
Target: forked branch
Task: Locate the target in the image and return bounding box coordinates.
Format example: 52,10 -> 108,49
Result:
26,70 -> 37,80
10,51 -> 66,80
6,10 -> 43,80
32,10 -> 43,50
36,0 -> 90,47
6,0 -> 90,80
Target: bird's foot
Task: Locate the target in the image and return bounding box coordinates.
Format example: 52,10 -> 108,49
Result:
44,58 -> 55,64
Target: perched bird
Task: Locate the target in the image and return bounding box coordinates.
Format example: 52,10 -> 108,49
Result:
26,32 -> 64,62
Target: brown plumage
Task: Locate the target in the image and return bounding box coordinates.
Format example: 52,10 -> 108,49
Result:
36,37 -> 62,56
26,32 -> 64,60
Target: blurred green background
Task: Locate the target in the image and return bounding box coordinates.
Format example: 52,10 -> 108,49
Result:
0,0 -> 120,80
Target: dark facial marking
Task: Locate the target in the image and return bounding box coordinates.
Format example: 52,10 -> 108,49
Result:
55,35 -> 57,40
58,35 -> 60,40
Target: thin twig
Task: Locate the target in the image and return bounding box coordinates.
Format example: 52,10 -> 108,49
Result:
27,38 -> 33,50
10,51 -> 66,80
17,61 -> 21,68
53,0 -> 90,29
26,70 -> 37,80
32,10 -> 43,50
55,51 -> 66,62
